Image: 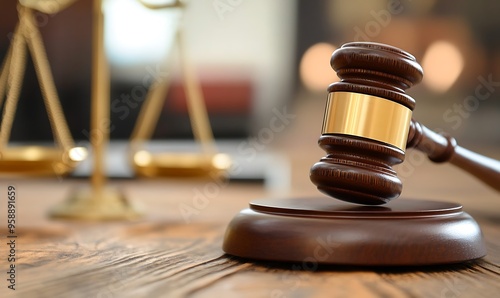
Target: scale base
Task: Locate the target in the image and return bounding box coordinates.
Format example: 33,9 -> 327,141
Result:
223,197 -> 486,266
50,187 -> 143,220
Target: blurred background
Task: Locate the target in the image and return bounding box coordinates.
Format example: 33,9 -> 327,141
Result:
0,0 -> 499,168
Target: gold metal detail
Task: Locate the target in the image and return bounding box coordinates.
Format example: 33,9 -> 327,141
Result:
129,1 -> 231,178
50,187 -> 143,221
322,92 -> 412,151
52,0 -> 142,220
0,5 -> 87,176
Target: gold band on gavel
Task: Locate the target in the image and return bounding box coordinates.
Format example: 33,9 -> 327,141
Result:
322,92 -> 412,151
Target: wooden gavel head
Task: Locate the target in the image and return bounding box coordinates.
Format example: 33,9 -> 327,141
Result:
310,42 -> 424,205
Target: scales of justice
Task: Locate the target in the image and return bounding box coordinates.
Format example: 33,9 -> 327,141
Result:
0,0 -> 229,220
2,1 -> 500,266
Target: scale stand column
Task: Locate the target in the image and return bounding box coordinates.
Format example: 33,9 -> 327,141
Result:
50,0 -> 142,220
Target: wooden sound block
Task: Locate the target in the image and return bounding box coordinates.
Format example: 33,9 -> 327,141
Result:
223,197 -> 486,266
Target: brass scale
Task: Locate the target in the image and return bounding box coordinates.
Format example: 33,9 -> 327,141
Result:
0,0 -> 231,219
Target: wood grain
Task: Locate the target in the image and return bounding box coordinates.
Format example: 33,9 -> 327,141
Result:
1,93 -> 499,297
0,174 -> 499,298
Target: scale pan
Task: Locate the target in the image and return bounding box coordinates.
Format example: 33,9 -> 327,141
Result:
132,150 -> 231,178
0,146 -> 87,176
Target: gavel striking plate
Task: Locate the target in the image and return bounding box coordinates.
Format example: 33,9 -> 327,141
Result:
222,42 -> 500,266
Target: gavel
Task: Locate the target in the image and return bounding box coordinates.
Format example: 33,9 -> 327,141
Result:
223,42 -> 491,265
310,42 -> 500,205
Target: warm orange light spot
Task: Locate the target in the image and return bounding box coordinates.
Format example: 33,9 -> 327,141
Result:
422,40 -> 464,93
300,43 -> 339,92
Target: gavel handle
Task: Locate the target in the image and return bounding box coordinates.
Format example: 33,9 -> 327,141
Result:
407,119 -> 500,192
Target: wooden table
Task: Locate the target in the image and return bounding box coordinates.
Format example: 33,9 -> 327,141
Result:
2,99 -> 500,297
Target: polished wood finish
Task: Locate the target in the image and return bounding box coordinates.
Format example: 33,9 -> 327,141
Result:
224,42 -> 493,267
310,42 -> 422,205
408,120 -> 500,192
310,42 -> 500,205
4,172 -> 500,297
3,93 -> 500,295
310,135 -> 405,205
223,198 -> 486,265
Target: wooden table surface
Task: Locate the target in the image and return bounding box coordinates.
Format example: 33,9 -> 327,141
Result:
2,99 -> 500,298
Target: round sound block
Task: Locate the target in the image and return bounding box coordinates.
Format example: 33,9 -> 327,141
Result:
223,198 -> 486,266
